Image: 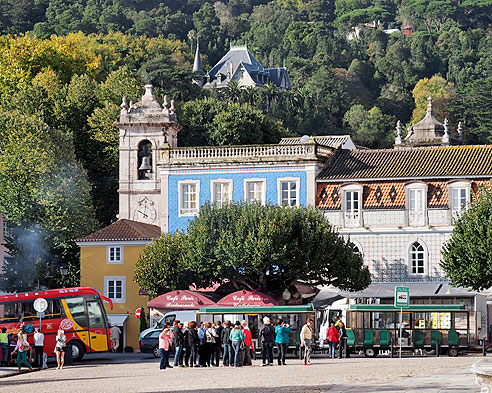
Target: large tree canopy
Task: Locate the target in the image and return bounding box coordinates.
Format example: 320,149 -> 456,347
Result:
441,184 -> 492,291
134,203 -> 371,297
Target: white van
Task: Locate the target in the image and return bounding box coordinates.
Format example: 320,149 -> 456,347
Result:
140,310 -> 197,337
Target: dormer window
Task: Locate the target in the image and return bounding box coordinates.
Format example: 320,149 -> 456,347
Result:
449,180 -> 471,219
406,183 -> 427,227
341,184 -> 362,228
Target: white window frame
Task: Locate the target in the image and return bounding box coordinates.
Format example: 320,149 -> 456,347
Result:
106,246 -> 123,264
178,180 -> 200,217
244,178 -> 266,205
406,240 -> 428,277
448,180 -> 471,219
210,179 -> 233,208
2,220 -> 8,239
277,177 -> 300,207
406,183 -> 427,227
341,184 -> 363,228
104,276 -> 126,303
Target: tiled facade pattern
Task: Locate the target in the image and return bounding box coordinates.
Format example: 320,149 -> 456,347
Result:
342,231 -> 451,282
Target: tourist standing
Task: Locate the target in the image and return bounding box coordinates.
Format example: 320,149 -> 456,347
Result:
33,328 -> 45,368
158,325 -> 173,371
184,321 -> 199,367
11,333 -> 32,373
327,322 -> 339,359
338,321 -> 349,358
300,318 -> 314,366
54,329 -> 66,369
110,324 -> 121,352
241,320 -> 253,366
172,321 -> 185,367
221,321 -> 233,367
275,319 -> 292,365
204,322 -> 217,367
259,317 -> 275,366
229,321 -> 245,367
0,328 -> 8,366
213,321 -> 223,367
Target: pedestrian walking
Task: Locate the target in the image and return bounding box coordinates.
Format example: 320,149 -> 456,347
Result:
338,321 -> 349,358
110,324 -> 121,352
229,321 -> 245,367
159,325 -> 173,371
213,321 -> 223,367
172,320 -> 185,367
241,320 -> 253,366
327,322 -> 339,359
11,332 -> 32,373
0,328 -> 8,366
184,321 -> 199,367
275,319 -> 292,365
259,317 -> 275,366
300,318 -> 314,366
33,328 -> 45,368
221,321 -> 233,367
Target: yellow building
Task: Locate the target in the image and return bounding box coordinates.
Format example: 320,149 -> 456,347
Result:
77,219 -> 160,350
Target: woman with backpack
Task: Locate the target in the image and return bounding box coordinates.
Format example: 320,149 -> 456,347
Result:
11,332 -> 32,373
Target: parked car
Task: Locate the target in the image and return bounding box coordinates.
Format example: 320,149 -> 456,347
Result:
139,329 -> 161,358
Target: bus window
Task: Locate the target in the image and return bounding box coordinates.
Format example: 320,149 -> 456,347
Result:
87,301 -> 106,329
373,312 -> 395,329
0,302 -> 21,323
20,301 -> 37,322
413,312 -> 431,329
45,299 -> 65,320
65,297 -> 88,327
363,312 -> 371,329
454,312 -> 468,329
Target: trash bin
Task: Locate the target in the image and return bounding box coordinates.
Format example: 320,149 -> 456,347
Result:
64,343 -> 73,366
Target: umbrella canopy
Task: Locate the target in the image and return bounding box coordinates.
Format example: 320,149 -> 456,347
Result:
147,290 -> 217,310
217,290 -> 278,307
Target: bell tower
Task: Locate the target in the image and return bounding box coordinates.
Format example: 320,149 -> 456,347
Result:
115,84 -> 181,228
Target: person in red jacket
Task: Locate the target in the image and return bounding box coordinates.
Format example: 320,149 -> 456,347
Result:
327,322 -> 339,359
241,321 -> 253,366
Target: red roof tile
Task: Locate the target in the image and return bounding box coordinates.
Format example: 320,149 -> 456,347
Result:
77,219 -> 161,242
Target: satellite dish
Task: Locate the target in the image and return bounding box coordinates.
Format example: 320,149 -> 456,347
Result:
300,135 -> 310,143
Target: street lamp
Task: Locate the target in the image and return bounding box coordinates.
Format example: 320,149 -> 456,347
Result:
282,288 -> 291,305
59,265 -> 69,277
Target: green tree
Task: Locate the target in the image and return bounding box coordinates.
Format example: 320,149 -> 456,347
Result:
441,184 -> 492,291
134,232 -> 193,298
185,203 -> 371,294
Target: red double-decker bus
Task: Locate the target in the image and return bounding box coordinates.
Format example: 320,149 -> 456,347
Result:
0,287 -> 113,361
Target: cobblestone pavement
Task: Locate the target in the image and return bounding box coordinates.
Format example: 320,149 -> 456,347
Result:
0,352 -> 482,392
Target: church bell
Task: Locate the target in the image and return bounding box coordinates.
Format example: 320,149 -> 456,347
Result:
139,156 -> 151,171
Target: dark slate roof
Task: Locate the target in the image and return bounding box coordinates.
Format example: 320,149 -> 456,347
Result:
265,67 -> 291,89
317,145 -> 492,181
76,219 -> 161,242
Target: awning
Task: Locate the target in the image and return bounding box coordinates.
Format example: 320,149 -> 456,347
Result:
199,304 -> 313,313
312,283 -> 477,309
147,290 -> 217,310
107,314 -> 129,326
217,290 -> 278,307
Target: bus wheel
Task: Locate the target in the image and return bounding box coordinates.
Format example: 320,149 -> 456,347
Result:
71,341 -> 85,362
448,348 -> 458,357
152,345 -> 160,358
364,347 -> 378,358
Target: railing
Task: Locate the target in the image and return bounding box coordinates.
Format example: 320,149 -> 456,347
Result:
166,143 -> 320,162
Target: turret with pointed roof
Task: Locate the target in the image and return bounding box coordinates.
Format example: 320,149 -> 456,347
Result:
395,97 -> 460,148
192,40 -> 204,87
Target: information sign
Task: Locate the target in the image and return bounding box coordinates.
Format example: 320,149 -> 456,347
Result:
34,298 -> 48,313
394,286 -> 410,308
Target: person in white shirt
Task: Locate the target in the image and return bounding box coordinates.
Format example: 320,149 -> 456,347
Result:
33,328 -> 44,369
110,325 -> 121,352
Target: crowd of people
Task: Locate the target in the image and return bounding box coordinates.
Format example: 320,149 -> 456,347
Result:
157,316 -> 349,370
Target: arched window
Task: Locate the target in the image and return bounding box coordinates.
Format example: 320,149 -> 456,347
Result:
137,140 -> 152,180
409,241 -> 425,275
350,241 -> 363,257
